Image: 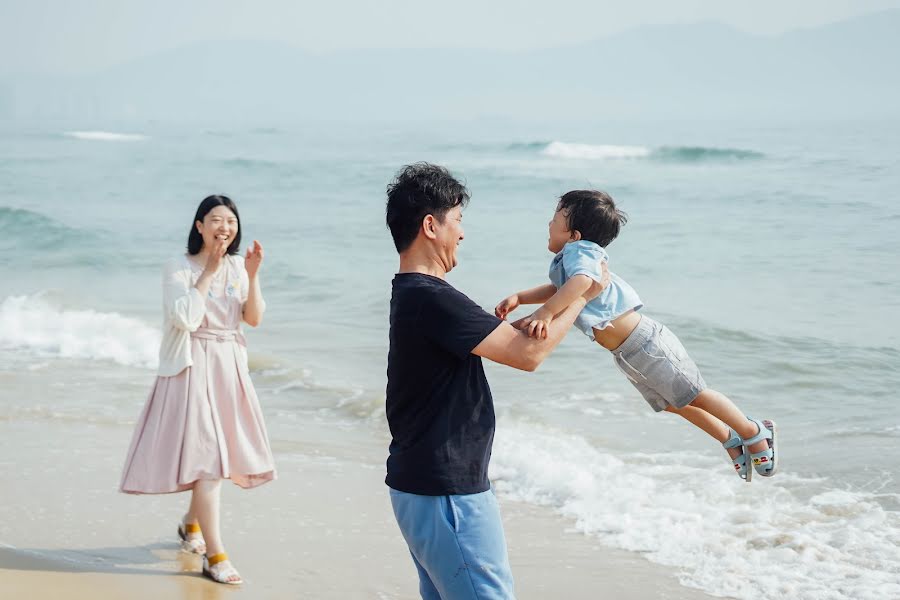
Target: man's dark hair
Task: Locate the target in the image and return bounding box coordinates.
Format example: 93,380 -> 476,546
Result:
557,190 -> 627,248
385,163 -> 470,253
187,194 -> 242,255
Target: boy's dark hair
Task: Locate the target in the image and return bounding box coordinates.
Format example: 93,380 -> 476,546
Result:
558,190 -> 627,248
385,162 -> 470,253
187,194 -> 242,255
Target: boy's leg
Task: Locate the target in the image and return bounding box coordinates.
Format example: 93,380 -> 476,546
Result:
619,319 -> 769,457
664,405 -> 730,443
390,488 -> 515,600
688,389 -> 768,455
664,404 -> 748,464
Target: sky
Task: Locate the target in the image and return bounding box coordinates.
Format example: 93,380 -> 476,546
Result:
1,0 -> 899,76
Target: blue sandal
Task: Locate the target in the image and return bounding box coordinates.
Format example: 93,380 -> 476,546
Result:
723,429 -> 750,481
742,417 -> 777,479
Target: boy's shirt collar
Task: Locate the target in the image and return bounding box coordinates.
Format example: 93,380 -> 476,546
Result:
551,239 -> 608,263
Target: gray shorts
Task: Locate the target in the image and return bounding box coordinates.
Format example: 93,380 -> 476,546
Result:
611,315 -> 707,412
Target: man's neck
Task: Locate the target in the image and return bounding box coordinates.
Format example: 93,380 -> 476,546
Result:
397,250 -> 447,279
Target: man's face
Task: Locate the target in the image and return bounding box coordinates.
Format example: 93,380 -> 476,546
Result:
435,205 -> 465,271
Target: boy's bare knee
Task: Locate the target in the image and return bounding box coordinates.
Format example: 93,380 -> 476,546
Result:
685,390 -> 708,408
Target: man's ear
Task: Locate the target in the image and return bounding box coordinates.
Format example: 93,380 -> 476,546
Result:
570,229 -> 582,241
422,214 -> 438,240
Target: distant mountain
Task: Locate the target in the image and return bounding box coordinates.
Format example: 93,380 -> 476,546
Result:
3,10 -> 898,122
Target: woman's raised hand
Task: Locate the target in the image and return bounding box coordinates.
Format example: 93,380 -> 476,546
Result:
245,240 -> 264,279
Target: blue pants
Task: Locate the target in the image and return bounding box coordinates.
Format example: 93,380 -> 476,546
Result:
390,487 -> 516,600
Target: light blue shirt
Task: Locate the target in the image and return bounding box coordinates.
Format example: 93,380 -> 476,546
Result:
548,240 -> 643,339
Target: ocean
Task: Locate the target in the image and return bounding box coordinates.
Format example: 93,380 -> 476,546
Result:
1,118 -> 898,599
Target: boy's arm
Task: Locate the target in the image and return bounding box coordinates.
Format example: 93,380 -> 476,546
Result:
518,275 -> 593,338
494,283 -> 557,319
518,283 -> 557,304
474,297 -> 588,372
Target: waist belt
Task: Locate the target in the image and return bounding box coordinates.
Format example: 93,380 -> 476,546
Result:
190,328 -> 246,346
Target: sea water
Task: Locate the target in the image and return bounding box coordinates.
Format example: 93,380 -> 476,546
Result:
2,118 -> 898,599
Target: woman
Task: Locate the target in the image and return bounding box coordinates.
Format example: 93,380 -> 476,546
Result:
120,194 -> 276,585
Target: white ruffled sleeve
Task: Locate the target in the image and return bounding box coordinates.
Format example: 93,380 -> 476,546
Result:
162,258 -> 206,332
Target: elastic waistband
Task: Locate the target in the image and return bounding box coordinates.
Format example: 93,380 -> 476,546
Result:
612,315 -> 656,356
190,328 -> 246,345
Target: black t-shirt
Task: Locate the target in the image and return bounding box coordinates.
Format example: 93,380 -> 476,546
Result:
385,273 -> 503,495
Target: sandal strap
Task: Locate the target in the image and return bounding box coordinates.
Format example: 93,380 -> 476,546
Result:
741,418 -> 773,446
215,563 -> 239,577
722,429 -> 743,449
751,448 -> 775,470
725,443 -> 749,479
207,552 -> 228,567
204,555 -> 242,584
178,522 -> 206,553
751,448 -> 774,460
183,522 -> 201,534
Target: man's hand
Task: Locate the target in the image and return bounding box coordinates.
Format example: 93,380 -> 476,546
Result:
584,262 -> 610,301
494,294 -> 520,319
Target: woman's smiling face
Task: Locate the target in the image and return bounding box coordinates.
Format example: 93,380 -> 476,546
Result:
196,205 -> 239,252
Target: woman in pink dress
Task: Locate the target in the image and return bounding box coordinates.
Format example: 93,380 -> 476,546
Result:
120,194 -> 276,585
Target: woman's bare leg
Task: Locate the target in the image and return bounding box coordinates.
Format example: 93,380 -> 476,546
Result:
191,479 -> 240,583
191,479 -> 225,556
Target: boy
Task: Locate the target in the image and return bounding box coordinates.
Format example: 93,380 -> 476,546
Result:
495,190 -> 777,481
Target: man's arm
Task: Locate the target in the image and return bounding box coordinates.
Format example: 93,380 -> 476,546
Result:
473,295 -> 587,372
519,275 -> 593,338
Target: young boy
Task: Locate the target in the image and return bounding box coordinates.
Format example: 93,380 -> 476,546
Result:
495,190 -> 777,481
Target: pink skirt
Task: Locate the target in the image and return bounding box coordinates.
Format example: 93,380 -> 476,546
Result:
120,331 -> 276,494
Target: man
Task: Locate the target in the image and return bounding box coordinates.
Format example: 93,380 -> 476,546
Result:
384,163 -> 607,599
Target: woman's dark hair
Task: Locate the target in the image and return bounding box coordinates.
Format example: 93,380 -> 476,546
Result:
187,194 -> 242,255
385,163 -> 470,253
558,190 -> 627,248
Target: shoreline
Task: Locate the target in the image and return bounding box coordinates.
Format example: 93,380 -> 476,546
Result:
0,419 -> 720,600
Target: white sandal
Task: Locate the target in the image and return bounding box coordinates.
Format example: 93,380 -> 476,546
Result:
202,553 -> 243,585
177,520 -> 206,554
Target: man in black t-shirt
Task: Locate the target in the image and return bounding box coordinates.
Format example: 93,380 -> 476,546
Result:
384,163 -> 606,600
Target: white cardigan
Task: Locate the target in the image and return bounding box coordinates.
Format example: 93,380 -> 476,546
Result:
157,254 -> 260,377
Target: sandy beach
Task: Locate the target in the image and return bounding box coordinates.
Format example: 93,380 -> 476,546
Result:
0,413 -> 720,600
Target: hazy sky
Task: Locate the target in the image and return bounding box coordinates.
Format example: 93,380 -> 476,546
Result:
2,0 -> 899,75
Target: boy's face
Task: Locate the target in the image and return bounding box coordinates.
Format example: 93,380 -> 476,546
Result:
548,204 -> 575,253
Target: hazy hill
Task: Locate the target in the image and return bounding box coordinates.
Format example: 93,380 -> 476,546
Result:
3,10 -> 898,122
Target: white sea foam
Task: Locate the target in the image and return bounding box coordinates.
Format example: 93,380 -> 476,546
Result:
0,295 -> 159,368
540,141 -> 651,160
63,131 -> 147,142
538,141 -> 764,161
491,422 -> 900,600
